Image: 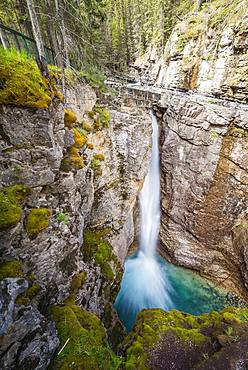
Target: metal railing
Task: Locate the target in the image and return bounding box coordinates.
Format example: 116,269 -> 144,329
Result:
0,23 -> 55,65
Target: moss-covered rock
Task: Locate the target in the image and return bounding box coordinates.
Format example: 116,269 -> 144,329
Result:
50,304 -> 122,370
64,109 -> 77,128
26,208 -> 52,238
64,272 -> 86,305
69,146 -> 84,169
73,128 -> 87,148
122,307 -> 248,370
0,260 -> 23,280
15,283 -> 41,305
93,153 -> 105,161
0,184 -> 31,231
61,146 -> 84,171
0,48 -> 52,108
83,229 -> 118,281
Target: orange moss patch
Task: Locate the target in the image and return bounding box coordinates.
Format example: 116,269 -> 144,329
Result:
73,128 -> 87,148
87,143 -> 94,150
64,109 -> 77,128
69,146 -> 84,169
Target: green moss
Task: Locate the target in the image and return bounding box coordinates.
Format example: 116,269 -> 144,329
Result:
0,260 -> 23,280
83,229 -> 115,281
26,284 -> 41,299
15,296 -> 30,305
51,304 -> 122,370
64,272 -> 86,305
94,105 -> 110,128
89,105 -> 110,130
93,153 -> 105,161
123,307 -> 248,369
26,208 -> 52,238
15,283 -> 41,305
91,158 -> 100,170
0,184 -> 31,230
0,48 -> 52,108
210,130 -> 220,140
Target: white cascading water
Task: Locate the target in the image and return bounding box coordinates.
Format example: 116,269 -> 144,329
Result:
115,111 -> 173,331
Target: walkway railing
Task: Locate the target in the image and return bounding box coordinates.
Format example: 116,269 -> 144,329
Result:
106,79 -> 162,107
0,23 -> 55,65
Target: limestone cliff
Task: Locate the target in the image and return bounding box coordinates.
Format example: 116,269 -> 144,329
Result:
135,0 -> 248,298
0,78 -> 151,368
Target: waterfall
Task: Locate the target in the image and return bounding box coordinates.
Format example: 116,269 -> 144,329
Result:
115,111 -> 173,331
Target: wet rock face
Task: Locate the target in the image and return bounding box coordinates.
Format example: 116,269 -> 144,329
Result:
159,90 -> 248,297
88,106 -> 151,260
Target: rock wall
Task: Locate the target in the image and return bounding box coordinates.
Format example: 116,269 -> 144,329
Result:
149,1 -> 248,298
0,82 -> 151,368
159,90 -> 248,298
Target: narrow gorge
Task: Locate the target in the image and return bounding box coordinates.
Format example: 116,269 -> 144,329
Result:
1,0 -> 248,369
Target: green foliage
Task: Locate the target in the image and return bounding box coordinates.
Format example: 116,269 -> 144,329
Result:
0,260 -> 23,280
0,48 -> 51,108
51,304 -> 122,370
79,69 -> 107,93
83,229 -> 115,281
26,208 -> 52,238
0,184 -> 31,230
209,0 -> 245,29
92,105 -> 110,129
56,212 -> 70,225
91,158 -> 100,170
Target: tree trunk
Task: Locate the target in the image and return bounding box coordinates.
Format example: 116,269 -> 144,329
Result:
26,0 -> 48,75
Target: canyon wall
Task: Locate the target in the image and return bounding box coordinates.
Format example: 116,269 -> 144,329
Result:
0,82 -> 151,368
145,1 -> 248,298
